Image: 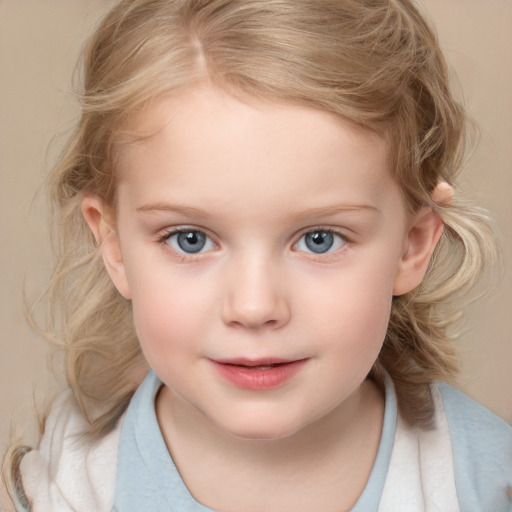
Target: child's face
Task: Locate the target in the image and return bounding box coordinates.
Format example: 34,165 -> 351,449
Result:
92,86 -> 434,440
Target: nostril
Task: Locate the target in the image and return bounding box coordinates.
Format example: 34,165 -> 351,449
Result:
229,317 -> 280,330
221,292 -> 291,330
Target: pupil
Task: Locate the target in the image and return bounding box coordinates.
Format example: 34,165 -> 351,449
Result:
177,231 -> 206,253
305,231 -> 333,253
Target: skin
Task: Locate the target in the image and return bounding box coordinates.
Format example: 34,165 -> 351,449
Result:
83,85 -> 444,511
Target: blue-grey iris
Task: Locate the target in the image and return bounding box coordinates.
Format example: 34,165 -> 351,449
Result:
177,231 -> 206,253
304,231 -> 334,254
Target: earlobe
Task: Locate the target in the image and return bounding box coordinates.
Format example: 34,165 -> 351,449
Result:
393,207 -> 444,296
81,195 -> 132,300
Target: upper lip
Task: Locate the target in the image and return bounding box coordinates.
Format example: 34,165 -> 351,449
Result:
210,357 -> 307,367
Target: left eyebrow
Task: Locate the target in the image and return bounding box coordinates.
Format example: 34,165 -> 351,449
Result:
290,204 -> 378,222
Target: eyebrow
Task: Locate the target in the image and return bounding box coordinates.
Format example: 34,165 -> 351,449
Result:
137,202 -> 378,220
290,204 -> 378,221
137,203 -> 210,219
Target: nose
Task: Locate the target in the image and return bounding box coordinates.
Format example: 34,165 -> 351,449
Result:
220,254 -> 291,330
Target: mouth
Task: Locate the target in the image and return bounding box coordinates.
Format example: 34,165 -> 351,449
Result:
209,358 -> 308,390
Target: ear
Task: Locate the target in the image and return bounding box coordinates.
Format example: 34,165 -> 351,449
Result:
81,195 -> 131,299
393,206 -> 444,296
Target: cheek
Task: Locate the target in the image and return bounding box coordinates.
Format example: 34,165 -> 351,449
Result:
130,291 -> 199,384
348,267 -> 395,323
125,260 -> 223,364
127,269 -> 197,351
305,263 -> 396,353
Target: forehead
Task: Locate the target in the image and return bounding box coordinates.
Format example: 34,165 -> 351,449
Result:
119,86 -> 377,144
114,85 -> 399,216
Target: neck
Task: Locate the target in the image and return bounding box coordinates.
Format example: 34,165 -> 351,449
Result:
156,381 -> 385,512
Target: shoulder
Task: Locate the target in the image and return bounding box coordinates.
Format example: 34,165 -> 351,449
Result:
436,383 -> 512,512
19,391 -> 122,512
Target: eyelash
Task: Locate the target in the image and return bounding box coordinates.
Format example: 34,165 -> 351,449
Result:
157,227 -> 217,262
293,227 -> 349,259
157,226 -> 350,260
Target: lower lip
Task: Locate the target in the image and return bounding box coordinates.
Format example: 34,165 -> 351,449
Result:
210,359 -> 308,390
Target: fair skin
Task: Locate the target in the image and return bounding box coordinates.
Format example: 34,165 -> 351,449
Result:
83,85 -> 444,512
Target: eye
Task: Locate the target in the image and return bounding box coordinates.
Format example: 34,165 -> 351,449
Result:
164,229 -> 216,254
295,229 -> 346,254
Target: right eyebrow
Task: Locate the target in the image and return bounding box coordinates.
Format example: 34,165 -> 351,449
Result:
136,202 -> 211,219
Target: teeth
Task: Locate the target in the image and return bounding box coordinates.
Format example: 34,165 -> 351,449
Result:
254,365 -> 274,370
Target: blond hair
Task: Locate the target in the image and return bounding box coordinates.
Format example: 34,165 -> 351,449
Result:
5,0 -> 496,505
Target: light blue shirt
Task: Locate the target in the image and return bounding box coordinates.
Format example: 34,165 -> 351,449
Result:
113,371 -> 512,511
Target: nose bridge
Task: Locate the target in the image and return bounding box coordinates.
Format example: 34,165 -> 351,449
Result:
221,248 -> 290,330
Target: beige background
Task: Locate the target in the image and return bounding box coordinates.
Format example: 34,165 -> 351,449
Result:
1,0 -> 511,483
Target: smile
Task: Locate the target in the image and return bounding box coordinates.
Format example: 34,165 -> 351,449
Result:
209,358 -> 309,390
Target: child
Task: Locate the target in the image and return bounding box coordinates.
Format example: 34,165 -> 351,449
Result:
5,0 -> 512,510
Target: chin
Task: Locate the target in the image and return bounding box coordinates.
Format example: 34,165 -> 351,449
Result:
215,416 -> 307,442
